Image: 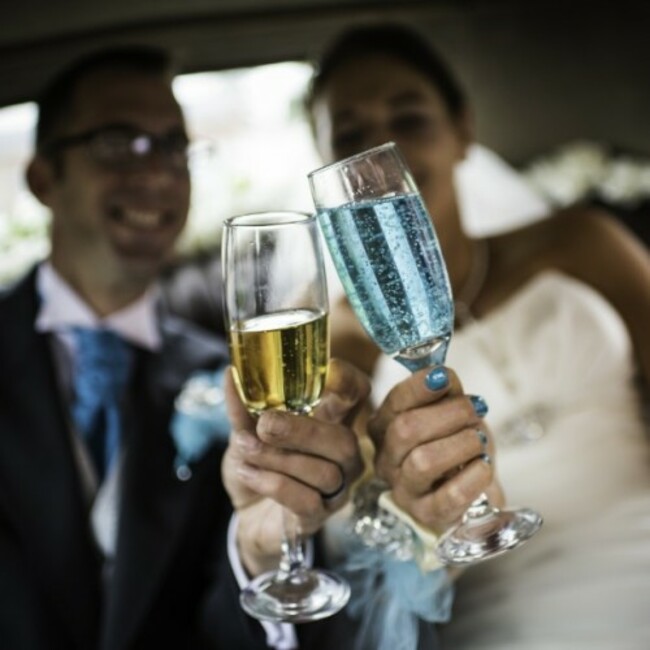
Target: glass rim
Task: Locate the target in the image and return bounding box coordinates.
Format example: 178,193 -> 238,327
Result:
223,210 -> 315,228
307,141 -> 398,179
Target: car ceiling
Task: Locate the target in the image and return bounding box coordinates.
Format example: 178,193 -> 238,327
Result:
1,0 -> 648,164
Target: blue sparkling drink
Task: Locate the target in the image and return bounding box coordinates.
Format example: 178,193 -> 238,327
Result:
318,192 -> 453,371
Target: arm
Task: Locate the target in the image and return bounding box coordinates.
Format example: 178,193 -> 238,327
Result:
222,359 -> 369,577
549,207 -> 650,386
308,365 -> 502,650
217,360 -> 368,649
369,365 -> 503,536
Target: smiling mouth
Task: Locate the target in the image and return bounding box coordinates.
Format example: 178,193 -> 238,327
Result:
109,206 -> 176,230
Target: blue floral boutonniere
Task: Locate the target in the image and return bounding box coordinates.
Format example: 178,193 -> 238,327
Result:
170,366 -> 231,480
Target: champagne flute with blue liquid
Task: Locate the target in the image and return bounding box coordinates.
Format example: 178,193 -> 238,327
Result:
222,211 -> 351,620
308,142 -> 542,565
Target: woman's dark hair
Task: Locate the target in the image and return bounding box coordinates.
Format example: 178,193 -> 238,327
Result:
35,45 -> 175,152
305,22 -> 467,119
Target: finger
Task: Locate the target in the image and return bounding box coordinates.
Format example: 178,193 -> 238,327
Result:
221,436 -> 261,509
314,358 -> 371,425
232,428 -> 347,498
393,455 -> 494,532
375,393 -> 482,479
395,426 -> 488,496
368,365 -> 463,448
256,409 -> 364,486
234,462 -> 328,534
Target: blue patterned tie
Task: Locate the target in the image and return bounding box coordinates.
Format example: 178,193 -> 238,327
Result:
71,328 -> 133,482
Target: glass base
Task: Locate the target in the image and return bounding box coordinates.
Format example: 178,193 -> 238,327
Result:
240,568 -> 350,623
437,507 -> 543,566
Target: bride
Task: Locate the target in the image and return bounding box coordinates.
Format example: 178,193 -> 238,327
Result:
306,21 -> 650,648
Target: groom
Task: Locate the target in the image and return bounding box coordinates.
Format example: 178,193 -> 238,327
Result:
0,45 -> 369,649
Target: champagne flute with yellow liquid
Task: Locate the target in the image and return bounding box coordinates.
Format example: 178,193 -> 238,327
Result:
222,211 -> 350,622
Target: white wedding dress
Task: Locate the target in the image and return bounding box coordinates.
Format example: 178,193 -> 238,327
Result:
372,271 -> 650,650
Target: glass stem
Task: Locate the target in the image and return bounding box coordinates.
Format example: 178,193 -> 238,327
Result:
278,507 -> 307,579
462,492 -> 495,522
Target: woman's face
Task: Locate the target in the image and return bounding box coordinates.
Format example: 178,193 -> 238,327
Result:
311,53 -> 471,230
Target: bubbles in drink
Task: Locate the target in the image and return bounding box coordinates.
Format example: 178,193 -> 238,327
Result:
318,193 -> 453,369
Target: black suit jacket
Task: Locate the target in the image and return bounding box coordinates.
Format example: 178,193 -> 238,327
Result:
0,268 -> 270,650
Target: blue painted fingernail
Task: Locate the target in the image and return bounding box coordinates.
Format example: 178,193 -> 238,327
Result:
469,395 -> 489,418
476,429 -> 488,449
481,453 -> 492,465
425,366 -> 449,391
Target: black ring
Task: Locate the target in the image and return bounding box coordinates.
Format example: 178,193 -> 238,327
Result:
320,471 -> 346,503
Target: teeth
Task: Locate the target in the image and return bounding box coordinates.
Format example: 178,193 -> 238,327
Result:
122,209 -> 163,229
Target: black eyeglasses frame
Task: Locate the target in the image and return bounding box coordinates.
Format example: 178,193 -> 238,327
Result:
39,123 -> 209,171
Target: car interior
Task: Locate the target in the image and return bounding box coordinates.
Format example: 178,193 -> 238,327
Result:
2,0 -> 648,335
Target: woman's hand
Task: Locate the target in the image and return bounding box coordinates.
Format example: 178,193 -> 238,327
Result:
222,359 -> 370,576
369,365 -> 503,534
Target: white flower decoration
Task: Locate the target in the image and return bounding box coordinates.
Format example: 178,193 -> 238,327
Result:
170,367 -> 231,480
524,140 -> 650,208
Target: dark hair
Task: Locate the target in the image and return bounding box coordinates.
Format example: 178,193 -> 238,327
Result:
305,22 -> 467,119
35,45 -> 175,152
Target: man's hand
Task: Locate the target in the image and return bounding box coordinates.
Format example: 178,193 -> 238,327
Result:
222,359 -> 370,576
369,366 -> 503,534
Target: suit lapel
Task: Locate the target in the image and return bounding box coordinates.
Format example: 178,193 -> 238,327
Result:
0,270 -> 102,649
101,317 -> 227,650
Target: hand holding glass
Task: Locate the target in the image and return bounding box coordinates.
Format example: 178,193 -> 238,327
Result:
222,211 -> 350,620
308,143 -> 542,565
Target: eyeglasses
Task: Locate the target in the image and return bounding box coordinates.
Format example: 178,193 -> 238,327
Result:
41,123 -> 213,172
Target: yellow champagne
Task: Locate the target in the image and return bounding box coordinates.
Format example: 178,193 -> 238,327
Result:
229,308 -> 329,415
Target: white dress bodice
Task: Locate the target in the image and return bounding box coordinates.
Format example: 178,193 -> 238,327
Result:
372,271 -> 650,648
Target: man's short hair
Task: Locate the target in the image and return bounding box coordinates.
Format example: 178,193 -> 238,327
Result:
35,45 -> 175,152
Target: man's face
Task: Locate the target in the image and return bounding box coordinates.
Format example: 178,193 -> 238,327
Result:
36,69 -> 191,293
